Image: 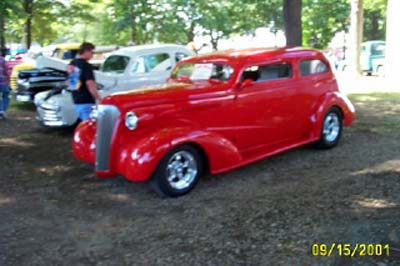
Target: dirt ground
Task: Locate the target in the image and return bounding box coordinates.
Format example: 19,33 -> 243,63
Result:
0,93 -> 399,266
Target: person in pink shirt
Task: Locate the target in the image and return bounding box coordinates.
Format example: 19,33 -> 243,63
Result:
0,48 -> 10,119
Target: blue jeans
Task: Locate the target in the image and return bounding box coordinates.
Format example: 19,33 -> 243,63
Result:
74,103 -> 94,121
0,83 -> 10,113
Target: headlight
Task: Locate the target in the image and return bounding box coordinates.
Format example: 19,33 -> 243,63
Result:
89,106 -> 98,121
125,111 -> 138,130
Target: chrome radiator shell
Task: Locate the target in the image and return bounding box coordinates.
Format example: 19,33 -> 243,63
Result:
95,105 -> 120,172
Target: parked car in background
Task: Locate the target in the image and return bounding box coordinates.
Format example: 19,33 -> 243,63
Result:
72,47 -> 355,197
10,43 -> 81,93
5,52 -> 27,75
14,45 -> 119,102
34,44 -> 194,127
337,40 -> 385,76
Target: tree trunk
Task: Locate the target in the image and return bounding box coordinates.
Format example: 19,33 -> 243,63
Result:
370,11 -> 379,40
24,0 -> 33,49
385,0 -> 400,80
210,37 -> 218,51
347,0 -> 363,75
283,0 -> 302,46
0,13 -> 5,52
187,21 -> 195,43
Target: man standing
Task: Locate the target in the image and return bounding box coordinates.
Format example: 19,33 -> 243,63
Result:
0,48 -> 10,120
68,42 -> 101,121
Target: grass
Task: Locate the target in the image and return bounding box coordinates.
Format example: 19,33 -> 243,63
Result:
348,92 -> 400,104
348,92 -> 400,135
9,100 -> 35,111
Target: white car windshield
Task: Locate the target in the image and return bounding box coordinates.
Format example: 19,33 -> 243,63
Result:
101,55 -> 130,73
171,63 -> 234,82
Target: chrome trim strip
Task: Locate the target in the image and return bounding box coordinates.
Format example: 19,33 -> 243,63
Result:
95,105 -> 120,172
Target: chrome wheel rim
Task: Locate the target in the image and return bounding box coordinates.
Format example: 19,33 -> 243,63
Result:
166,151 -> 198,190
323,112 -> 340,142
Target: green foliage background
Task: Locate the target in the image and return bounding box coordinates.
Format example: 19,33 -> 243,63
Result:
0,0 -> 387,49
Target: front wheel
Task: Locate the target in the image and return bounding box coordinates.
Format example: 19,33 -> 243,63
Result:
314,107 -> 343,149
151,145 -> 203,197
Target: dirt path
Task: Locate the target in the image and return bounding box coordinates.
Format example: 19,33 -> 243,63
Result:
1,94 -> 399,266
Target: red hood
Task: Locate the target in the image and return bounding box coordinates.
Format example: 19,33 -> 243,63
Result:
100,81 -> 232,112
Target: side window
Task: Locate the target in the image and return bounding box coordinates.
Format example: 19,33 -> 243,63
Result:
175,52 -> 190,63
242,66 -> 260,82
241,62 -> 292,82
259,63 -> 292,81
132,53 -> 171,73
299,59 -> 329,76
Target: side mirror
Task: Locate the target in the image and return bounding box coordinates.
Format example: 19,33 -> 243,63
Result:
240,78 -> 254,89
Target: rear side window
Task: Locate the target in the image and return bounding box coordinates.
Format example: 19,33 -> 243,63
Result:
175,52 -> 190,63
132,53 -> 171,73
242,62 -> 292,82
101,55 -> 130,73
299,59 -> 329,76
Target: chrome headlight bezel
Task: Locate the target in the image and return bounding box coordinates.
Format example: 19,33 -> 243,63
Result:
125,111 -> 138,130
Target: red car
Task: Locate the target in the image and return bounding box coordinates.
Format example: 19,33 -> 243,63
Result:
73,47 -> 355,197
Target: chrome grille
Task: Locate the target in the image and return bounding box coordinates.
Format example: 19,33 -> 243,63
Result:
37,104 -> 61,122
10,76 -> 17,89
95,105 -> 120,172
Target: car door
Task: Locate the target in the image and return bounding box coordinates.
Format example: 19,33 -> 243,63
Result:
297,58 -> 334,135
234,61 -> 302,151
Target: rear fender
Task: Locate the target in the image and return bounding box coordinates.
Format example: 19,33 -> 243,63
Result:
116,127 -> 242,181
310,92 -> 355,138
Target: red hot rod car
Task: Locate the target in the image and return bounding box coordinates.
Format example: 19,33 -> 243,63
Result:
73,47 -> 355,197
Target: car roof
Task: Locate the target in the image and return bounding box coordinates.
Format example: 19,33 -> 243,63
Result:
54,43 -> 81,50
111,44 -> 194,57
182,47 -> 324,65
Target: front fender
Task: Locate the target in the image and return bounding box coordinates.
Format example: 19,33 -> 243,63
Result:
41,91 -> 78,126
115,127 -> 243,182
310,91 -> 355,138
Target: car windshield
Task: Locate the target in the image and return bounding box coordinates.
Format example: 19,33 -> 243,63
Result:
52,49 -> 78,60
62,50 -> 79,60
171,62 -> 234,82
101,55 -> 130,73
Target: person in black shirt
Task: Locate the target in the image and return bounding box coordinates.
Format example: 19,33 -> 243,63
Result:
67,42 -> 101,121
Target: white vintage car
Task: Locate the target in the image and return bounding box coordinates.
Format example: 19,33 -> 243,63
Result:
34,44 -> 195,127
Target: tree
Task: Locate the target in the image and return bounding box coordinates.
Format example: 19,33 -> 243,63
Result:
363,0 -> 386,41
23,0 -> 33,49
347,0 -> 364,74
302,0 -> 349,49
0,0 -> 21,51
283,0 -> 302,46
197,1 -> 237,50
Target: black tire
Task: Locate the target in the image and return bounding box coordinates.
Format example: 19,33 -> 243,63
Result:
314,107 -> 343,149
151,145 -> 203,197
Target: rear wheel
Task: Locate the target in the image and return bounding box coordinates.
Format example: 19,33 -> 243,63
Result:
151,145 -> 203,197
314,107 -> 343,149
